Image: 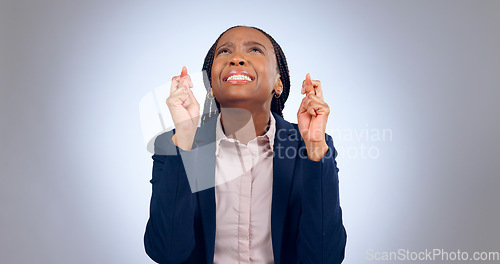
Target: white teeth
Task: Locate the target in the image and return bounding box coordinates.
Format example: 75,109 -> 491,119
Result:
227,74 -> 252,81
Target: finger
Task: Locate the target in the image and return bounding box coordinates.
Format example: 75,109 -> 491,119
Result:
305,93 -> 328,107
167,90 -> 190,107
302,73 -> 314,95
311,80 -> 323,100
305,94 -> 329,112
171,84 -> 188,95
305,99 -> 325,117
305,98 -> 318,116
306,93 -> 325,104
305,95 -> 330,116
301,73 -> 310,94
298,93 -> 320,114
170,76 -> 181,94
181,93 -> 192,107
181,66 -> 188,77
185,85 -> 200,108
180,87 -> 198,108
179,70 -> 193,88
181,76 -> 193,88
174,87 -> 190,101
298,96 -> 313,117
297,96 -> 324,116
297,97 -> 310,132
178,77 -> 191,90
306,73 -> 312,85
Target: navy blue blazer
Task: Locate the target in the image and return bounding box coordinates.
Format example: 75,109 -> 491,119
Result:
144,111 -> 347,263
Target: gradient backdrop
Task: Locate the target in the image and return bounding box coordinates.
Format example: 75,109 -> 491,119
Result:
1,0 -> 499,263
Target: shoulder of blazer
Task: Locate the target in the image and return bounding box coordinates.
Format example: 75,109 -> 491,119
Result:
154,129 -> 178,156
153,112 -> 219,155
271,112 -> 302,140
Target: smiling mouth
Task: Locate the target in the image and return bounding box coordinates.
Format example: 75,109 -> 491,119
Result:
225,79 -> 253,85
226,74 -> 252,82
223,72 -> 255,84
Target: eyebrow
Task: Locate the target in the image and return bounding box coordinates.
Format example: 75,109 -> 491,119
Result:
216,41 -> 267,52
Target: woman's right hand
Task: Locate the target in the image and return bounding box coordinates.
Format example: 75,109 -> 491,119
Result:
166,66 -> 200,150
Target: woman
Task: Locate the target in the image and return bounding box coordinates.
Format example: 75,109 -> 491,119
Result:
144,25 -> 347,264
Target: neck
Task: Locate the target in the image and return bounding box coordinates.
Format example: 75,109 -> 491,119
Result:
220,108 -> 271,145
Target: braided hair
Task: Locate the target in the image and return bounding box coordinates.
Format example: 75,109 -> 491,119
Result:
201,25 -> 290,125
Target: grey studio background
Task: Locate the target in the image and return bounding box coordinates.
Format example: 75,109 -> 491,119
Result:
1,0 -> 499,263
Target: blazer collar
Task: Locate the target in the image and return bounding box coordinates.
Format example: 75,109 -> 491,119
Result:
270,112 -> 299,264
214,111 -> 277,157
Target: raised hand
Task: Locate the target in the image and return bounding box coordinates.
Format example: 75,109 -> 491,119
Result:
297,73 -> 330,161
166,66 -> 200,150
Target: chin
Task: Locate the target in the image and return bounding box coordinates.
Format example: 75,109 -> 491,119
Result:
219,87 -> 256,99
217,95 -> 259,108
219,96 -> 254,105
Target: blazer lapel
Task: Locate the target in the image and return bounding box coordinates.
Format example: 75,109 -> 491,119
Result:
271,112 -> 299,263
194,113 -> 218,263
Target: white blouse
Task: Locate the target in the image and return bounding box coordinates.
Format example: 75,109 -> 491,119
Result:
213,112 -> 276,264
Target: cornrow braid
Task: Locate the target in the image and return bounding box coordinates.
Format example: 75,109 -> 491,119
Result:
201,25 -> 291,125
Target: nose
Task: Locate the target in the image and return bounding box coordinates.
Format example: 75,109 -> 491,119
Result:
229,53 -> 246,66
230,60 -> 245,66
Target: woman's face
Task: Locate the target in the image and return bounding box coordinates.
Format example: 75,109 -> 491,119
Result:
211,27 -> 281,111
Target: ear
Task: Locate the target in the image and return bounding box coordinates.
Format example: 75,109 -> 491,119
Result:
274,74 -> 283,92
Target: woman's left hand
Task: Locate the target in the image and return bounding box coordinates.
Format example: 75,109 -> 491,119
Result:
297,73 -> 330,161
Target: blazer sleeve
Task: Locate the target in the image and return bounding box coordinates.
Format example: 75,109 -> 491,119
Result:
297,133 -> 347,264
144,130 -> 198,263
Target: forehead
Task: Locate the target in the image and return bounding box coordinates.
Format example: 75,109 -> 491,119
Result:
216,27 -> 274,50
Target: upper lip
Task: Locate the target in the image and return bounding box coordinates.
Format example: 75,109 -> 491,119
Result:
223,70 -> 255,81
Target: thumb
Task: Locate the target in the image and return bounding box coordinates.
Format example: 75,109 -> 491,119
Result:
181,66 -> 188,77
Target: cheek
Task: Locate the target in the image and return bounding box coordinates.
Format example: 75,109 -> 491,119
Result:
260,58 -> 278,78
258,62 -> 278,88
211,63 -> 222,85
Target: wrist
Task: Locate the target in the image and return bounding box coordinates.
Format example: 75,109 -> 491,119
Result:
305,140 -> 329,161
172,131 -> 196,151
